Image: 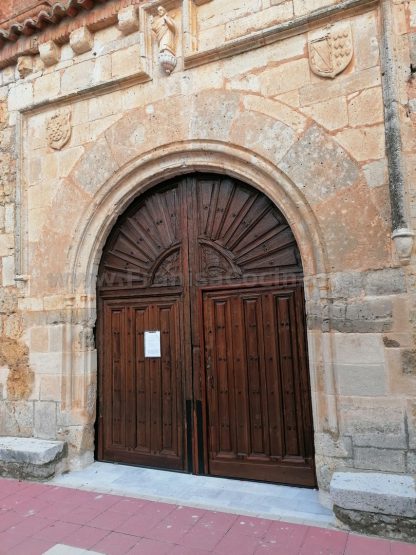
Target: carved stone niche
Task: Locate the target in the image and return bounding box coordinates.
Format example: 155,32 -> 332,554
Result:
148,2 -> 179,75
140,0 -> 213,75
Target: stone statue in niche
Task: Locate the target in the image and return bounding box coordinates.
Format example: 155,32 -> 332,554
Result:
46,110 -> 71,150
151,6 -> 177,75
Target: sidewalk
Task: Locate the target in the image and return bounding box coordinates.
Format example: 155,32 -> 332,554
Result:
0,477 -> 414,555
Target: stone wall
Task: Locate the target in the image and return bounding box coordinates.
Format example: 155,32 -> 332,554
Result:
0,68 -> 35,438
0,0 -> 415,489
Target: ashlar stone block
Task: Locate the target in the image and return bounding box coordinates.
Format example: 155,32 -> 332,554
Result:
0,436 -> 66,480
330,472 -> 416,518
34,401 -> 57,439
354,447 -> 406,473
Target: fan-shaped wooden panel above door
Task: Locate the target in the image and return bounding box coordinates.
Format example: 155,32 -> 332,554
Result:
97,174 -> 316,487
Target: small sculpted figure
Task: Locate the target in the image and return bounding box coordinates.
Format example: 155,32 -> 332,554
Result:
151,6 -> 177,74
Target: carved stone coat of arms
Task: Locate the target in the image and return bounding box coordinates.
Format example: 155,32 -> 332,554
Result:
308,23 -> 353,79
46,111 -> 72,150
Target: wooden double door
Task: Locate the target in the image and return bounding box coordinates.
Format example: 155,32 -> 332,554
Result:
97,174 -> 316,487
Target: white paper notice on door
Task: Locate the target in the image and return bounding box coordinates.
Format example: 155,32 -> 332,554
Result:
144,331 -> 161,358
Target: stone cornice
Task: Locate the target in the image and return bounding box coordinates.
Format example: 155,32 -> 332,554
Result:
0,0 -> 379,71
0,0 -> 111,46
0,0 -> 131,68
185,0 -> 380,69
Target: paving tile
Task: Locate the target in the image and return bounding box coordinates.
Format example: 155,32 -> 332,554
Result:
0,480 -> 31,500
109,497 -> 149,515
214,528 -> 260,554
19,483 -> 52,498
180,511 -> 237,551
299,526 -> 348,555
117,502 -> 176,536
33,520 -> 82,543
36,500 -> 80,521
169,545 -> 211,555
88,507 -> 132,531
254,543 -> 300,555
92,530 -> 139,554
344,533 -> 391,555
0,528 -> 31,551
145,505 -> 205,543
263,521 -> 308,548
6,537 -> 55,555
37,487 -> 78,503
0,509 -> 25,533
60,503 -> 107,525
128,538 -> 173,554
7,515 -> 51,538
1,494 -> 51,517
390,541 -> 416,555
84,493 -> 124,511
227,515 -> 273,538
59,524 -> 110,549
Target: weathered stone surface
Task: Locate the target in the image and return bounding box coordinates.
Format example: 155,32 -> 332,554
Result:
333,506 -> 416,543
335,363 -> 387,396
363,159 -> 388,188
0,401 -> 34,436
331,472 -> 416,517
189,90 -> 240,141
0,436 -> 64,465
39,41 -> 60,67
354,447 -> 406,473
329,299 -> 393,333
69,27 -> 94,55
312,183 -> 391,271
0,436 -> 66,480
364,268 -> 406,296
117,5 -> 140,35
34,401 -> 57,440
73,137 -> 119,195
314,433 -> 352,458
279,125 -> 360,204
402,349 -> 416,375
339,397 -> 407,450
230,110 -> 296,164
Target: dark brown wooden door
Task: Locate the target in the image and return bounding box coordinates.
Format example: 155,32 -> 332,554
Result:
97,174 -> 316,486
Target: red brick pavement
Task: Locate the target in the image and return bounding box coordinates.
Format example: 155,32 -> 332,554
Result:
0,478 -> 414,555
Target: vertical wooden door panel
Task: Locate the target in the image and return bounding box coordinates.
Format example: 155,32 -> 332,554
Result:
100,297 -> 184,470
134,307 -> 148,453
203,288 -> 315,486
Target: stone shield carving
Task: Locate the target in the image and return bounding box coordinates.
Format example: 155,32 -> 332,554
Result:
46,111 -> 71,150
308,23 -> 353,79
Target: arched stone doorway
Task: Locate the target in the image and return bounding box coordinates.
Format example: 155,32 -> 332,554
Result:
96,173 -> 316,487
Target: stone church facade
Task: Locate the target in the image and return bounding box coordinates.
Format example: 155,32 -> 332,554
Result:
0,0 -> 416,539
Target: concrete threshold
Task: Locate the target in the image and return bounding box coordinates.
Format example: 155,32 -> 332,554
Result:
51,461 -> 334,528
